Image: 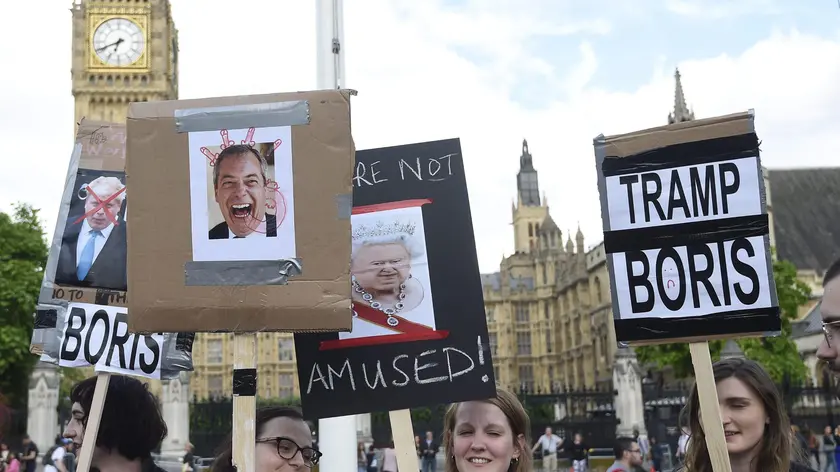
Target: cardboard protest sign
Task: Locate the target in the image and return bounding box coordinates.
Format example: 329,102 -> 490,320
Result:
125,90 -> 354,333
31,120 -> 195,380
294,138 -> 495,419
30,302 -> 193,380
593,111 -> 780,344
40,121 -> 129,307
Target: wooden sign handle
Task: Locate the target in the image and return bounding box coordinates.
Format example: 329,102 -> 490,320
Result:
232,333 -> 258,472
75,373 -> 111,472
390,409 -> 420,472
689,342 -> 732,472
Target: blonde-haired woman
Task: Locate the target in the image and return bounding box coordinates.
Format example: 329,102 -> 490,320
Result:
442,388 -> 531,472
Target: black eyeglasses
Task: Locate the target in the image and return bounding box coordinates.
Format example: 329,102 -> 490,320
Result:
823,320 -> 840,348
255,436 -> 322,467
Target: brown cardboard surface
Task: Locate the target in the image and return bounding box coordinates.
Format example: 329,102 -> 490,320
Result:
43,120 -> 129,307
600,111 -> 753,157
125,90 -> 354,333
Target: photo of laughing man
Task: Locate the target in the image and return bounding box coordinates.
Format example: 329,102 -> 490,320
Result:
817,257 -> 840,399
209,144 -> 277,239
63,375 -> 168,472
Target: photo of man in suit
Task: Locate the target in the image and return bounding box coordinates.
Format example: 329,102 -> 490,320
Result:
55,175 -> 127,291
209,144 -> 277,239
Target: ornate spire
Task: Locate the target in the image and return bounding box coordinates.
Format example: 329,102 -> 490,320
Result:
516,138 -> 541,206
668,68 -> 695,125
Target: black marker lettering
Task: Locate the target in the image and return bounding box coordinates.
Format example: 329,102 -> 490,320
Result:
105,311 -> 131,368
686,244 -> 719,308
690,165 -> 718,217
83,309 -> 110,365
719,162 -> 740,214
60,307 -> 86,361
626,251 -> 654,314
619,175 -> 640,224
139,335 -> 160,375
731,238 -> 760,305
667,169 -> 690,220
641,173 -> 666,223
655,247 -> 686,311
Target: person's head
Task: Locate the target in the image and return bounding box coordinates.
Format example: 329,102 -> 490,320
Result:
213,144 -> 269,237
63,439 -> 73,451
817,258 -> 840,376
21,435 -> 30,446
212,406 -> 320,472
574,433 -> 582,443
82,176 -> 126,231
351,222 -> 423,294
64,375 -> 167,462
826,426 -> 833,435
443,387 -> 530,472
544,426 -> 552,436
682,358 -> 790,472
613,437 -> 642,466
427,431 -> 434,440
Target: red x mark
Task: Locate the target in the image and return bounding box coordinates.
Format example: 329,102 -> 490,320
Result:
73,185 -> 126,226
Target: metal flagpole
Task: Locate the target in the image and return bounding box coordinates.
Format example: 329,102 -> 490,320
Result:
315,1 -> 358,471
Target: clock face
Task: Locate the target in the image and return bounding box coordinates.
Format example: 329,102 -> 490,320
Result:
92,18 -> 146,67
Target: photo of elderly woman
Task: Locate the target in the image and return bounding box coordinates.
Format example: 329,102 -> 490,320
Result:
340,203 -> 437,342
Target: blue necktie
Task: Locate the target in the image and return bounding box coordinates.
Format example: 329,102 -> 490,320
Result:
77,230 -> 101,281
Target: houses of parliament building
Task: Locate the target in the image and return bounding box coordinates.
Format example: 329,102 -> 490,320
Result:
64,0 -> 839,401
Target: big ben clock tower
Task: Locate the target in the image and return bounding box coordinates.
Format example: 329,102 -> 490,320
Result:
71,0 -> 178,125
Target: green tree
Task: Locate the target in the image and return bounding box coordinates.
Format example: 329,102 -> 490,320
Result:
635,257 -> 811,383
0,204 -> 48,407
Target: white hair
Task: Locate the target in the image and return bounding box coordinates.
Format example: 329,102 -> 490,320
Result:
86,176 -> 126,203
351,232 -> 424,262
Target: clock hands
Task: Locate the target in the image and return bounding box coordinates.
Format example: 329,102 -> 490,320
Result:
95,37 -> 124,53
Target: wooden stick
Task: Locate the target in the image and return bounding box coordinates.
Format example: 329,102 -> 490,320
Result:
232,333 -> 258,472
689,342 -> 732,472
390,409 -> 420,472
76,373 -> 110,472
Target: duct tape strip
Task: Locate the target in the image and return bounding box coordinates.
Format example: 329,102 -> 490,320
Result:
174,100 -> 310,133
175,332 -> 196,352
232,368 -> 258,397
184,258 -> 302,286
34,308 -> 59,329
335,193 -> 352,220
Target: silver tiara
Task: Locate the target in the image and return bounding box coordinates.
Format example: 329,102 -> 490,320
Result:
352,220 -> 416,241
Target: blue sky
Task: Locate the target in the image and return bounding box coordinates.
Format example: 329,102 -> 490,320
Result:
1,0 -> 839,272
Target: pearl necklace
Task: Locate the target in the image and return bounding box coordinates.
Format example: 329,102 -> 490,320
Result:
352,279 -> 407,327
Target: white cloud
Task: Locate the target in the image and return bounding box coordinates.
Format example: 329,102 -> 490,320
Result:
665,0 -> 783,18
0,1 -> 838,276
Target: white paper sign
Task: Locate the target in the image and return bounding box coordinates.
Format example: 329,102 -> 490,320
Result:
602,156 -> 773,321
58,302 -> 164,379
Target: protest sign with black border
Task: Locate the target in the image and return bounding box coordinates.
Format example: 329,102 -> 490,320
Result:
294,138 -> 496,419
594,111 -> 780,345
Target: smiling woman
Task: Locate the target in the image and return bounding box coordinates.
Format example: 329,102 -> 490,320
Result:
681,358 -> 816,472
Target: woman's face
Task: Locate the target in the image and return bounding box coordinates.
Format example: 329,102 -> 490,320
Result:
351,243 -> 411,292
451,401 -> 523,472
256,416 -> 313,472
717,377 -> 767,457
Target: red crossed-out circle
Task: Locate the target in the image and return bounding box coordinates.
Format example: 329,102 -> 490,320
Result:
73,185 -> 126,226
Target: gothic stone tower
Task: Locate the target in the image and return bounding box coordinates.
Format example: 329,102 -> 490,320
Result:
512,139 -> 549,254
71,0 -> 178,126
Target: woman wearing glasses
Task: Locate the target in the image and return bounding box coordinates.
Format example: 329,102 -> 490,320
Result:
211,406 -> 322,472
680,358 -> 815,472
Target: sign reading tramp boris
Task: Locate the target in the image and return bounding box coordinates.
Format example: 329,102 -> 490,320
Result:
594,111 -> 780,344
126,90 -> 354,333
294,138 -> 496,419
